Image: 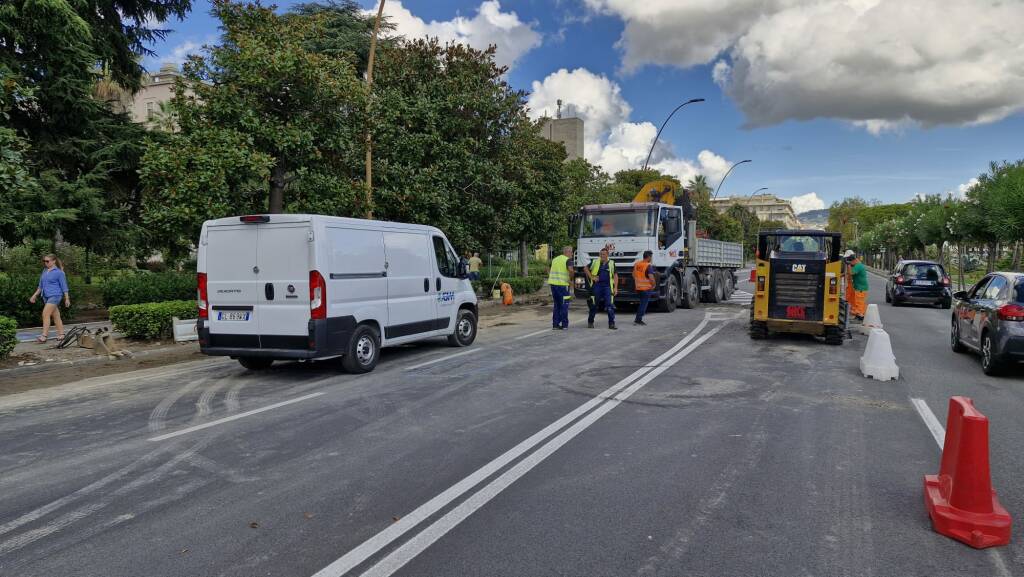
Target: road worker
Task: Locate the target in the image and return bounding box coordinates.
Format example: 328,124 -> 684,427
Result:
632,250 -> 657,326
548,246 -> 574,330
844,249 -> 868,321
586,248 -> 618,330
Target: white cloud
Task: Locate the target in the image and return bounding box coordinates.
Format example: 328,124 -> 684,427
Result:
166,40 -> 201,65
588,0 -> 1024,132
381,1 -> 541,70
526,68 -> 732,181
954,177 -> 980,198
788,192 -> 825,214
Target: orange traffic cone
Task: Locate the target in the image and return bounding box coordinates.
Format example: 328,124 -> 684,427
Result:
924,396 -> 1011,548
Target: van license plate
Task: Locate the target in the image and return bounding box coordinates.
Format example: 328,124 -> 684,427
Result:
218,311 -> 250,322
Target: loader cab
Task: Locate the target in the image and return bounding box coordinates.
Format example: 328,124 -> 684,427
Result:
751,230 -> 846,345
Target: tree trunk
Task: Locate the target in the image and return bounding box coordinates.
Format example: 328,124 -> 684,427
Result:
269,163 -> 287,214
987,242 -> 997,273
519,239 -> 529,278
1012,241 -> 1021,271
957,243 -> 965,290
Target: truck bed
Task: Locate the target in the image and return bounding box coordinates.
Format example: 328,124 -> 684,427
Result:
694,238 -> 743,268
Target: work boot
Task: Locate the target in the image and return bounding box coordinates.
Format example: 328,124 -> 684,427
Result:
634,320 -> 646,326
609,324 -> 617,330
588,322 -> 595,329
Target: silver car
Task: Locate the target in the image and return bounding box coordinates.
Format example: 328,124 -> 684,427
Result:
950,272 -> 1024,375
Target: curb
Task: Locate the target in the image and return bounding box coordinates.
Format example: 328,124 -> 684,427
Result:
0,343 -> 198,378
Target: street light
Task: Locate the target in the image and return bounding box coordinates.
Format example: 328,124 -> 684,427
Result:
641,98 -> 705,172
712,159 -> 752,200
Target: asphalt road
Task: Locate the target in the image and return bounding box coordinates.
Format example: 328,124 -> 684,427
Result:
1,273 -> 1022,577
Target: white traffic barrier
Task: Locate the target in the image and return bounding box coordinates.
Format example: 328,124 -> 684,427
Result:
172,317 -> 199,342
861,303 -> 883,334
860,328 -> 899,381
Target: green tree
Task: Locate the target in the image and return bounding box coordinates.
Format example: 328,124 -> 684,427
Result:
286,0 -> 396,75
827,197 -> 869,244
687,174 -> 712,202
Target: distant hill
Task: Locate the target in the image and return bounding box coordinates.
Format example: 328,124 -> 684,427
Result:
798,208 -> 829,228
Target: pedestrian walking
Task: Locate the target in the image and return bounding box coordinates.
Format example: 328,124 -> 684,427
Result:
844,249 -> 868,321
586,248 -> 618,330
632,250 -> 657,325
548,246 -> 574,330
468,252 -> 483,281
28,254 -> 70,342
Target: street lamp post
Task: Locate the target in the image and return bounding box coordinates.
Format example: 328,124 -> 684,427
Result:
712,159 -> 752,200
641,98 -> 705,172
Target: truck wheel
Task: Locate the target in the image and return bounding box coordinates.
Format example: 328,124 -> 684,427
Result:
661,276 -> 679,312
681,273 -> 699,310
447,308 -> 478,347
342,324 -> 380,374
824,325 -> 844,345
723,273 -> 735,299
749,307 -> 768,339
714,271 -> 726,302
238,357 -> 273,371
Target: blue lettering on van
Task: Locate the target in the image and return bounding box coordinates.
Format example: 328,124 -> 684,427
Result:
437,291 -> 456,303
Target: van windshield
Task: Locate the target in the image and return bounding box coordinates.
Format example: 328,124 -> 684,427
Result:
581,210 -> 656,238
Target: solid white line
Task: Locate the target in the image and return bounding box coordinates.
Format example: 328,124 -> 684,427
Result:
910,398 -> 945,448
147,392 -> 325,442
404,348 -> 482,371
514,329 -> 551,340
359,323 -> 727,577
309,317 -> 714,577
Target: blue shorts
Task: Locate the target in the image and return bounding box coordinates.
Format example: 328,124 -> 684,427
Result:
44,295 -> 62,305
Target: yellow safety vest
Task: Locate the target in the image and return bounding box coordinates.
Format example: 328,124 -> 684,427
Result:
589,259 -> 617,291
548,255 -> 571,287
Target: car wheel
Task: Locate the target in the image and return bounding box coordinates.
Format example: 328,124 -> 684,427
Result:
681,273 -> 699,310
661,276 -> 679,312
885,289 -> 891,303
950,316 -> 966,353
238,357 -> 273,371
447,308 -> 478,347
980,331 -> 1003,376
342,324 -> 380,374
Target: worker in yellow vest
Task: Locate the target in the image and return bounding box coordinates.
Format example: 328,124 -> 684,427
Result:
548,246 -> 574,330
585,248 -> 618,330
632,250 -> 657,326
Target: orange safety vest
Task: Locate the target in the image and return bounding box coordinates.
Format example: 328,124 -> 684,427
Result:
633,260 -> 655,291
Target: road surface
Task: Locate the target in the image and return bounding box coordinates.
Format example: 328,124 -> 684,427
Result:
1,272 -> 1021,576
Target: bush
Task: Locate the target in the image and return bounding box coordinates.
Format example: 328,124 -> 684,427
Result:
0,316 -> 16,359
109,300 -> 197,340
0,274 -> 82,327
472,276 -> 545,297
101,272 -> 196,307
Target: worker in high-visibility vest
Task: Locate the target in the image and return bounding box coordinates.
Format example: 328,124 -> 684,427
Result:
632,250 -> 657,326
548,246 -> 574,330
585,248 -> 618,330
844,249 -> 869,321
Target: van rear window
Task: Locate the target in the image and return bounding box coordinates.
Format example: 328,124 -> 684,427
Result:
1015,280 -> 1024,303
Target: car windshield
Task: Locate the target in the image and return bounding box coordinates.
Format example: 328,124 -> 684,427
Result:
903,263 -> 943,281
581,210 -> 656,237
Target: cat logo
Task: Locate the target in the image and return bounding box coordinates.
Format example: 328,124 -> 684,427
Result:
791,264 -> 807,273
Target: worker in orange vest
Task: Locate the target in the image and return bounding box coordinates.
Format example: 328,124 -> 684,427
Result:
632,250 -> 657,326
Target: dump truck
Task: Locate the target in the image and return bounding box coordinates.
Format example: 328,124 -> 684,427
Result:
570,180 -> 743,311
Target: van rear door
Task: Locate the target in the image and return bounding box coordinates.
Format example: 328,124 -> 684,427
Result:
206,225 -> 260,340
256,223 -> 313,342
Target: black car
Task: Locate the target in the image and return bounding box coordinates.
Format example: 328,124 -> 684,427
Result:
951,272 -> 1024,375
884,260 -> 952,308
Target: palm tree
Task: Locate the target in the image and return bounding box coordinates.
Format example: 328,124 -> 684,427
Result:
687,174 -> 712,201
147,100 -> 179,132
93,63 -> 132,114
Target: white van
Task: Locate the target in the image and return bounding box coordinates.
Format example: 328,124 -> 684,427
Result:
196,214 -> 478,373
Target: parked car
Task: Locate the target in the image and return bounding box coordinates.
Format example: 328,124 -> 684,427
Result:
885,260 -> 952,308
950,272 -> 1024,375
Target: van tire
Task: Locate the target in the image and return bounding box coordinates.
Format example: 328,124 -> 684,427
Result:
238,357 -> 273,371
448,309 -> 478,347
342,324 -> 380,373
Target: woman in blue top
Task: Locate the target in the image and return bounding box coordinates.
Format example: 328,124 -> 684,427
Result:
28,254 -> 70,342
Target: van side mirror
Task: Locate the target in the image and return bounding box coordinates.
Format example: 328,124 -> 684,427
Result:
953,291 -> 968,300
457,257 -> 470,279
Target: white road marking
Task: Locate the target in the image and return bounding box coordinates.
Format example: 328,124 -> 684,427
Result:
309,316 -> 716,577
404,348 -> 482,371
910,397 -> 1012,577
514,329 -> 551,341
357,323 -> 727,577
148,392 -> 325,442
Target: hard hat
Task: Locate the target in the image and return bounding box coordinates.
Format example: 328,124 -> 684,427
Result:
843,249 -> 856,259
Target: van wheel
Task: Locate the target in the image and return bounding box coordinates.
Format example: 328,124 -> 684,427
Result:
342,324 -> 380,373
238,357 -> 273,371
448,309 -> 478,347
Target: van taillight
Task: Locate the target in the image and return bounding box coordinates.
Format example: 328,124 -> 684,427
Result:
197,272 -> 208,319
239,215 -> 270,223
310,270 -> 326,319
997,304 -> 1024,322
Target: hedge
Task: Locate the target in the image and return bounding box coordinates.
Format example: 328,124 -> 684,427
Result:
472,276 -> 545,297
0,274 -> 82,327
101,272 -> 196,307
0,316 -> 16,359
109,300 -> 197,340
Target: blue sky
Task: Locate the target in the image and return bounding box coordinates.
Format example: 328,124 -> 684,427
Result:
144,0 -> 1024,213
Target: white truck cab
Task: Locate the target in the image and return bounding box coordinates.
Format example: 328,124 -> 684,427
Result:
196,214 -> 478,373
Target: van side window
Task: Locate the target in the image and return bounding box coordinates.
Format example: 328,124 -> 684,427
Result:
432,236 -> 457,278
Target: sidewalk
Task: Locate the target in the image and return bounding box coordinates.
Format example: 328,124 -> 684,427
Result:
15,320 -> 114,343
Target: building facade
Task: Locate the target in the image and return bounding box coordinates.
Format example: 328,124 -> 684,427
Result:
540,117 -> 584,161
711,194 -> 803,229
125,62 -> 186,126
